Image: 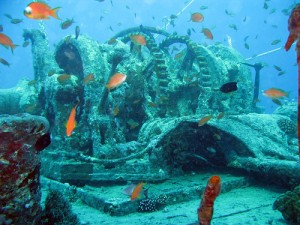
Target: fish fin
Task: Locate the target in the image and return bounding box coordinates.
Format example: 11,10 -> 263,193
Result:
11,44 -> 18,54
50,7 -> 61,20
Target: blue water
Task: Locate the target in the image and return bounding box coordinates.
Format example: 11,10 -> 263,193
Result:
0,0 -> 298,113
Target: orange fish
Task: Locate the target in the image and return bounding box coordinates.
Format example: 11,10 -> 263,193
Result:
106,73 -> 127,90
108,37 -> 117,45
113,106 -> 120,116
66,100 -> 80,137
130,34 -> 146,45
198,175 -> 221,225
131,182 -> 145,201
285,4 -> 300,51
216,112 -> 224,120
0,33 -> 17,53
24,2 -> 60,20
57,74 -> 71,84
202,28 -> 213,40
198,115 -> 212,127
83,73 -> 95,84
263,88 -> 289,99
190,12 -> 204,22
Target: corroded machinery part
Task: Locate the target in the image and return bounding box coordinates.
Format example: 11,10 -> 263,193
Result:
0,114 -> 50,225
160,34 -> 214,112
118,31 -> 171,116
138,114 -> 299,188
23,29 -> 59,83
111,25 -> 170,41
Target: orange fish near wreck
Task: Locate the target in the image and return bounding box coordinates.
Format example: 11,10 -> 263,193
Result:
0,33 -> 17,53
190,12 -> 204,22
198,175 -> 221,225
131,182 -> 146,201
66,100 -> 80,137
130,34 -> 146,46
202,28 -> 213,40
106,73 -> 127,90
24,2 -> 60,20
263,88 -> 289,99
198,115 -> 212,127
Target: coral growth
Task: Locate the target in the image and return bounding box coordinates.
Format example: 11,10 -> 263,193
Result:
138,194 -> 168,212
40,190 -> 80,225
273,185 -> 300,224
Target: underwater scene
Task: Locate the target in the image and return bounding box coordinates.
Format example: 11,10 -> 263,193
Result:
0,0 -> 300,224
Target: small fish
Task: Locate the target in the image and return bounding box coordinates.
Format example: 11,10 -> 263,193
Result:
202,28 -> 213,40
57,74 -> 71,84
174,49 -> 186,60
198,115 -> 212,126
4,14 -> 13,19
61,18 -> 74,30
75,26 -> 80,39
225,9 -> 235,17
123,183 -> 137,196
216,112 -> 224,120
64,35 -> 71,44
66,100 -> 80,137
272,99 -> 283,106
0,57 -> 10,66
219,82 -> 238,93
273,65 -> 282,71
131,182 -> 145,201
187,28 -> 191,36
83,73 -> 95,84
228,24 -> 238,31
0,33 -> 17,53
130,34 -> 146,45
127,119 -> 139,129
109,26 -> 114,31
0,25 -> 3,32
244,43 -> 250,50
271,39 -> 281,45
269,8 -> 276,14
100,16 -> 104,21
147,101 -> 157,108
10,18 -> 23,24
48,70 -> 55,76
106,73 -> 127,90
113,106 -> 120,116
22,41 -> 30,47
243,35 -> 249,42
263,88 -> 289,99
170,14 -> 177,20
278,71 -> 286,76
263,2 -> 268,9
28,80 -> 37,86
126,5 -> 130,9
190,12 -> 204,22
24,2 -> 60,20
108,37 -> 117,45
198,176 -> 221,225
200,6 -> 208,10
243,16 -> 247,22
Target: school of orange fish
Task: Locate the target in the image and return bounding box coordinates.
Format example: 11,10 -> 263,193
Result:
0,1 -> 299,224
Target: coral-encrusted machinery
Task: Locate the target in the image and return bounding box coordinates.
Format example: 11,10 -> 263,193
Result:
2,26 -> 294,188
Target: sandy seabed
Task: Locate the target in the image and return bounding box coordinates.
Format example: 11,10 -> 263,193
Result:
64,185 -> 287,225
